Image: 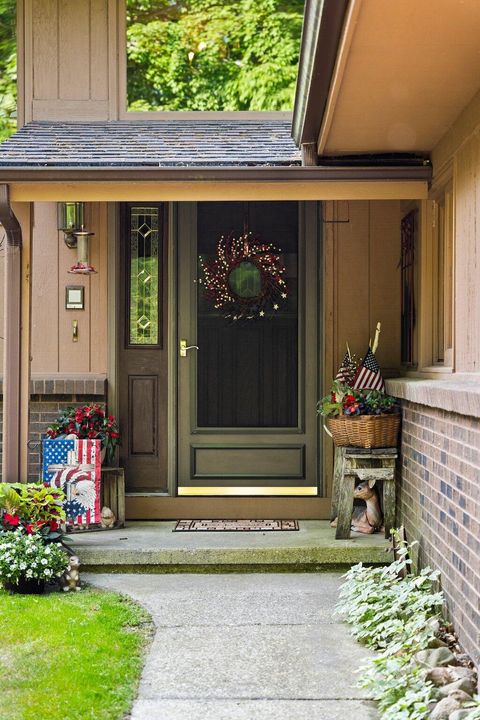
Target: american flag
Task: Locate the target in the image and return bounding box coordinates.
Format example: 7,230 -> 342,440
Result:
352,348 -> 385,391
42,438 -> 101,525
335,352 -> 358,385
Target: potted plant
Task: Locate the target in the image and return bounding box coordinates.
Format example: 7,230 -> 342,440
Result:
0,482 -> 66,541
0,483 -> 69,594
318,382 -> 400,448
46,404 -> 121,465
0,530 -> 69,594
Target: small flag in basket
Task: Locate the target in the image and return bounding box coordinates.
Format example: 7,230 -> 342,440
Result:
352,348 -> 385,392
335,352 -> 358,385
42,438 -> 101,525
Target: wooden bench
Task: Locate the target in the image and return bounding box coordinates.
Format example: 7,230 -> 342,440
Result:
331,446 -> 398,540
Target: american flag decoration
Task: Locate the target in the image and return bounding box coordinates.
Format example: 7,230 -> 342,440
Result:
335,352 -> 358,385
42,438 -> 101,525
352,348 -> 385,392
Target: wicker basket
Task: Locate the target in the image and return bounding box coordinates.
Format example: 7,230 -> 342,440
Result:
327,416 -> 351,446
327,413 -> 400,448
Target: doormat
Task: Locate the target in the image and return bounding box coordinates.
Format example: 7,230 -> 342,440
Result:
173,519 -> 299,532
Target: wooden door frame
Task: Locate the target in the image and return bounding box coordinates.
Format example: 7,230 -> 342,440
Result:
109,200 -> 330,518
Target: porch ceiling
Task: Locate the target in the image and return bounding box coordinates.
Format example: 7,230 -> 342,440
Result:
295,0 -> 480,155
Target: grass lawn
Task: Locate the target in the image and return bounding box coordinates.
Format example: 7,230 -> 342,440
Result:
0,585 -> 153,720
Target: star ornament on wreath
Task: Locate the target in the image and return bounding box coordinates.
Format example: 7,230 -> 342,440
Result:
199,233 -> 287,320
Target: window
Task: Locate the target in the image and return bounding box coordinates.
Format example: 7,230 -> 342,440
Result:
432,186 -> 454,367
400,210 -> 417,366
126,0 -> 304,112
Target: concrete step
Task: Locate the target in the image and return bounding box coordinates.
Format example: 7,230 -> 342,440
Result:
70,521 -> 391,572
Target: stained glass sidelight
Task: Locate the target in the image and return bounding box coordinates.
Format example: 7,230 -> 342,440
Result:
128,207 -> 160,345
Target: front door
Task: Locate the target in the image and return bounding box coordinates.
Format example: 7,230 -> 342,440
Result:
177,201 -> 320,496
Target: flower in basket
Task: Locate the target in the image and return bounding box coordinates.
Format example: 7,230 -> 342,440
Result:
46,404 -> 121,465
0,482 -> 66,542
0,529 -> 69,591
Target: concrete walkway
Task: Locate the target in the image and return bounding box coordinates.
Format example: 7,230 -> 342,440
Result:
86,572 -> 378,720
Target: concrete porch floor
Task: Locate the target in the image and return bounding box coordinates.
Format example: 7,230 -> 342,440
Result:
70,521 -> 390,572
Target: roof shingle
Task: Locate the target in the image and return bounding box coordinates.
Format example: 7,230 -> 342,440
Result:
0,120 -> 301,168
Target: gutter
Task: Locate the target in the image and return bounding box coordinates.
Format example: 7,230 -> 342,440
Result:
292,0 -> 349,147
0,184 -> 23,482
0,165 -> 432,183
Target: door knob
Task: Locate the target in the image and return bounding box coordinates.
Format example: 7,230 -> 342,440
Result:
180,339 -> 199,357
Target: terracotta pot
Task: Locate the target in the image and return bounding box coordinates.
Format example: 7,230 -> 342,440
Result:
4,577 -> 46,594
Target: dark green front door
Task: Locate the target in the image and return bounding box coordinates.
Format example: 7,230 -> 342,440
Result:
177,201 -> 320,496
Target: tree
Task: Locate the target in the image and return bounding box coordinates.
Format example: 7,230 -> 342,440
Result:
0,0 -> 16,140
127,0 -> 304,111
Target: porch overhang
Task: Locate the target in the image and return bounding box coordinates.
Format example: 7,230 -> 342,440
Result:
293,0 -> 480,156
4,170 -> 430,202
0,120 -> 431,200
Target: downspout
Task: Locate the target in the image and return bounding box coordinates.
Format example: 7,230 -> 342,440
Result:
0,184 -> 23,482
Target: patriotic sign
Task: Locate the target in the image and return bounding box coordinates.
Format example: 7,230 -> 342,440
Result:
42,439 -> 101,525
352,348 -> 385,392
335,352 -> 358,385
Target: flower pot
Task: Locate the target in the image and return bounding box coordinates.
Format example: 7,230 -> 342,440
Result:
4,577 -> 46,595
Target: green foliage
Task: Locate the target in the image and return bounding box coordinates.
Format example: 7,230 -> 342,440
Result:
336,532 -> 446,720
127,0 -> 304,111
318,382 -> 399,418
0,529 -> 69,584
0,0 -> 16,140
0,482 -> 66,535
0,586 -> 152,720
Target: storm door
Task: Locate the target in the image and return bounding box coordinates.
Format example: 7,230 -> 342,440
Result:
177,201 -> 320,496
119,204 -> 168,492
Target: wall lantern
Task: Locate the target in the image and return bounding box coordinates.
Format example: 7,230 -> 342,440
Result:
58,202 -> 97,275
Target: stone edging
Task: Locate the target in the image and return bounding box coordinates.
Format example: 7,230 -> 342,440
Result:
386,377 -> 480,419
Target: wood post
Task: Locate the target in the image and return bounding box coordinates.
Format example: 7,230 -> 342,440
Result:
0,185 -> 23,482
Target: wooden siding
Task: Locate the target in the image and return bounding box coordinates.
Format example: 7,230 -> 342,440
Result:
324,200 -> 401,380
411,85 -> 480,376
30,202 -> 108,374
21,0 -> 118,122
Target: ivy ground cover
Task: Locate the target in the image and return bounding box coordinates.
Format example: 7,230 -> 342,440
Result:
0,587 -> 152,720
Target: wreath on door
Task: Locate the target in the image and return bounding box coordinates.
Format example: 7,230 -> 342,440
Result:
199,233 -> 287,320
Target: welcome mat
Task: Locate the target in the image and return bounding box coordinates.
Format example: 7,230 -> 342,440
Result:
174,519 -> 299,532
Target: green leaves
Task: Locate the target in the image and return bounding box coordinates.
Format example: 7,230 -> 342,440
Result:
127,0 -> 304,111
0,0 -> 16,140
336,532 -> 446,720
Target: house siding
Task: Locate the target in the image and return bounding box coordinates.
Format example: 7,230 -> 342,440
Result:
399,400 -> 480,665
393,86 -> 480,665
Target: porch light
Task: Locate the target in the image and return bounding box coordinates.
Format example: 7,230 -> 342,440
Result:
58,202 -> 84,248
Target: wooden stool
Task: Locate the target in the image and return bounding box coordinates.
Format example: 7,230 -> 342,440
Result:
331,446 -> 397,540
101,467 -> 126,528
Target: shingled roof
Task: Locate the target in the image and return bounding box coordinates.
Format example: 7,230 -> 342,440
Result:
0,119 -> 301,168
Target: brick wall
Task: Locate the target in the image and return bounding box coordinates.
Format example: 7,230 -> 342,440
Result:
399,400 -> 480,665
0,376 -> 107,482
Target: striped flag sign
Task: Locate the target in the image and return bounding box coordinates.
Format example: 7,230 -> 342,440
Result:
42,438 -> 101,525
335,352 -> 358,385
352,348 -> 385,392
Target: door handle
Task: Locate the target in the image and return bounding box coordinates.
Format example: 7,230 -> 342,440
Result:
180,339 -> 199,357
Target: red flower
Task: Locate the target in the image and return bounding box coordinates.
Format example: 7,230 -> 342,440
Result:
344,394 -> 356,404
49,520 -> 59,531
25,523 -> 34,534
109,432 -> 120,439
3,513 -> 20,526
